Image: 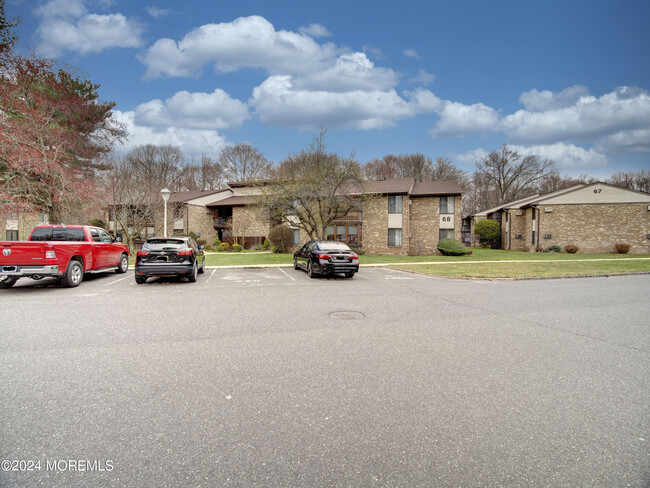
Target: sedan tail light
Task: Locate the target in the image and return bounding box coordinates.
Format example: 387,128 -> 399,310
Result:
316,253 -> 331,260
136,250 -> 150,257
350,253 -> 359,259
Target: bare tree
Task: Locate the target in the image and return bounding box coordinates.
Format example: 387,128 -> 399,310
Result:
179,155 -> 223,191
608,170 -> 650,193
225,212 -> 257,247
219,143 -> 271,182
475,144 -> 556,207
536,170 -> 596,194
430,157 -> 468,182
363,153 -> 434,181
256,130 -> 365,240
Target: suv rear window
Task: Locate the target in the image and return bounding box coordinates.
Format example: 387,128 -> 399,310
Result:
143,238 -> 186,250
30,227 -> 86,241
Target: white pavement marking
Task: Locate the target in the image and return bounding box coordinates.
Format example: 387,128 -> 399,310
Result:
278,268 -> 296,281
103,275 -> 133,286
207,269 -> 217,283
355,273 -> 371,280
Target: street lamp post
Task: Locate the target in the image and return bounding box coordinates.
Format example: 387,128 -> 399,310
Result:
161,188 -> 171,237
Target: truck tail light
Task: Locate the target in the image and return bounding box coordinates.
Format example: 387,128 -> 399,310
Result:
46,250 -> 56,259
136,250 -> 150,257
316,253 -> 331,260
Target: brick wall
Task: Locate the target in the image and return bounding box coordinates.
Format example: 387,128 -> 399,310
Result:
232,206 -> 270,239
537,203 -> 650,254
506,209 -> 530,251
409,195 -> 462,255
361,195 -> 409,255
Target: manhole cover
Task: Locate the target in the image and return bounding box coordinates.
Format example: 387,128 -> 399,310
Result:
329,311 -> 364,320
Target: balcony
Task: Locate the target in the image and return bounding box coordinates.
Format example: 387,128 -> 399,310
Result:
213,218 -> 228,228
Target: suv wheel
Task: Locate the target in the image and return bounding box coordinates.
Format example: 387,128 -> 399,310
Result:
135,275 -> 147,284
188,262 -> 198,282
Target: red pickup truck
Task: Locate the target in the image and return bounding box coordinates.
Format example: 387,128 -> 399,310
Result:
0,225 -> 130,289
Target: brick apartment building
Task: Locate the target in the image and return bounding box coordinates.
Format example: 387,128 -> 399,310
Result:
105,178 -> 464,255
471,182 -> 650,254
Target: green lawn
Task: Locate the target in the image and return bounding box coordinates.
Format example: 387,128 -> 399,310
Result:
392,259 -> 650,279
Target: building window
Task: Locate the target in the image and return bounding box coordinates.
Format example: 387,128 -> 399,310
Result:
440,196 -> 454,214
6,230 -> 18,241
388,228 -> 402,247
388,195 -> 402,214
439,229 -> 454,240
293,228 -> 300,245
334,224 -> 359,246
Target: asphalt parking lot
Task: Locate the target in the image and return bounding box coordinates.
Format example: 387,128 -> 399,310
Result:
1,268 -> 649,487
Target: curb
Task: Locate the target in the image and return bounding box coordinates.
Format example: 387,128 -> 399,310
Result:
387,266 -> 650,281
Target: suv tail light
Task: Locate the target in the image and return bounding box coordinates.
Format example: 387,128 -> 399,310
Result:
136,250 -> 150,257
176,249 -> 194,256
316,253 -> 331,260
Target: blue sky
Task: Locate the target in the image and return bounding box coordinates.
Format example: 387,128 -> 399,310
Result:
9,0 -> 650,177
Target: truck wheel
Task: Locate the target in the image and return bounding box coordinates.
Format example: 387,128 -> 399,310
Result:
0,276 -> 18,289
62,260 -> 83,288
116,253 -> 129,274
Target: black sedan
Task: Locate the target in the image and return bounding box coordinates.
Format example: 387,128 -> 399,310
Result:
135,237 -> 205,284
293,240 -> 359,278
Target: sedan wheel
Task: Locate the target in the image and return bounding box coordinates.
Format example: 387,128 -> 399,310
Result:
293,258 -> 299,270
307,261 -> 317,279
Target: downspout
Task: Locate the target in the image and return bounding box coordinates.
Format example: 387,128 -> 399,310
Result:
532,204 -> 540,249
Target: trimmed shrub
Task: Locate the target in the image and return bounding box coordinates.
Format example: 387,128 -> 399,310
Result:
189,231 -> 198,240
197,239 -> 207,247
350,247 -> 365,256
565,244 -> 579,254
268,224 -> 294,253
271,245 -> 280,254
466,249 -> 473,255
437,238 -> 468,256
473,219 -> 501,248
254,244 -> 263,251
88,218 -> 106,229
262,238 -> 270,249
535,246 -> 544,252
205,245 -> 212,251
614,242 -> 630,254
233,244 -> 243,252
217,242 -> 229,252
213,237 -> 221,247
544,245 -> 562,253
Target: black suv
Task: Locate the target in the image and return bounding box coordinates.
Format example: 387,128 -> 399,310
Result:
135,237 -> 205,284
293,241 -> 359,278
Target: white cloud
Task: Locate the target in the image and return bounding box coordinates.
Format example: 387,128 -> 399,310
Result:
292,52 -> 399,92
35,0 -> 143,57
139,15 -> 337,79
518,85 -> 589,112
408,69 -> 435,85
403,49 -> 421,59
146,6 -> 170,19
448,148 -> 488,165
112,110 -> 229,156
134,89 -> 250,130
449,143 -> 608,170
595,129 -> 650,154
501,86 -> 650,144
430,101 -> 500,138
298,23 -> 332,38
509,143 -> 608,169
251,76 -> 441,130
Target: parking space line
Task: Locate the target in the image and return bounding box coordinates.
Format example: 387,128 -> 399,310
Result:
207,269 -> 217,283
355,273 -> 371,280
278,268 -> 296,281
103,274 -> 133,286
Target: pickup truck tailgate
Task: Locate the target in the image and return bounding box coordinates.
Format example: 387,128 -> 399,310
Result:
0,242 -> 49,265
